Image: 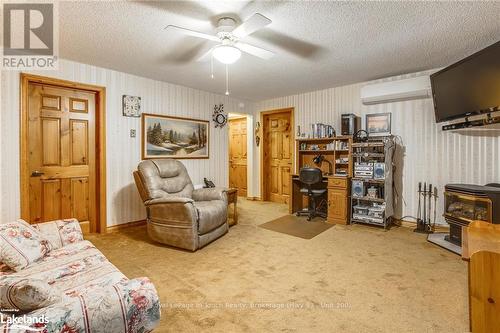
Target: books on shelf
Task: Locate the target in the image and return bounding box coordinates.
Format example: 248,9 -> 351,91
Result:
299,139 -> 351,152
311,123 -> 335,138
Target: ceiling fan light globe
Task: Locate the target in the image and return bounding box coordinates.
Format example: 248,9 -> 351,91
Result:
212,45 -> 241,64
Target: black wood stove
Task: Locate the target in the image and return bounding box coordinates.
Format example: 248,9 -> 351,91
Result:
444,183 -> 500,246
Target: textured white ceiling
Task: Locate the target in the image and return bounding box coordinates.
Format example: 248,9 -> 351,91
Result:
59,1 -> 500,101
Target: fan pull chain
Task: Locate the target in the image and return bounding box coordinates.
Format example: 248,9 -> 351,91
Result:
210,54 -> 214,79
225,65 -> 229,95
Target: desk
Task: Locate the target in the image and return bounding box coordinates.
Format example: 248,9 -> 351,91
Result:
462,221 -> 500,332
289,174 -> 350,224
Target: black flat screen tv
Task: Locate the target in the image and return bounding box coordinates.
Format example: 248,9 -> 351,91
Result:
431,41 -> 500,123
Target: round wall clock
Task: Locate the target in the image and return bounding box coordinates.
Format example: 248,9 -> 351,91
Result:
212,104 -> 227,128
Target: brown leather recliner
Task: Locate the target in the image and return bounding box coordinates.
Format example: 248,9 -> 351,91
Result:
133,159 -> 228,251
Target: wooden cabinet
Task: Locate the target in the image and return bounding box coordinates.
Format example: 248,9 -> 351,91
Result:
226,188 -> 238,226
462,222 -> 500,333
328,177 -> 347,188
295,136 -> 353,177
328,189 -> 347,222
327,177 -> 350,224
291,136 -> 353,223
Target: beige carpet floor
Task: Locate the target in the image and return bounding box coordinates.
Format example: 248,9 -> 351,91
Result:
87,199 -> 469,333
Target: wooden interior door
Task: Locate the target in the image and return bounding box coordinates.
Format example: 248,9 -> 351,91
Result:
26,83 -> 96,233
229,117 -> 247,196
263,111 -> 293,204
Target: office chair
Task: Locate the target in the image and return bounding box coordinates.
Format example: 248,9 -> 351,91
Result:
296,167 -> 327,221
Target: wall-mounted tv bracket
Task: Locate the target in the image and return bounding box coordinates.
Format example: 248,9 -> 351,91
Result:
442,108 -> 500,131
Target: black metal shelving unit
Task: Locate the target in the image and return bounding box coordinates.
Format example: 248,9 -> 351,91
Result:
350,136 -> 395,229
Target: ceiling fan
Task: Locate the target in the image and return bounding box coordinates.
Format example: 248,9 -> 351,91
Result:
165,13 -> 275,65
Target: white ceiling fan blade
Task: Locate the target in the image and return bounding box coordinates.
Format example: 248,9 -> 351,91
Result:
196,47 -> 214,62
236,42 -> 274,60
232,13 -> 271,38
165,25 -> 220,42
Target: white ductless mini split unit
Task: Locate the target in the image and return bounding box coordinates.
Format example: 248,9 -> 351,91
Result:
360,76 -> 431,105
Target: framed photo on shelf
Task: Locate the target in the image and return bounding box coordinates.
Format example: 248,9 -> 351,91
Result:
365,113 -> 391,136
141,113 -> 209,159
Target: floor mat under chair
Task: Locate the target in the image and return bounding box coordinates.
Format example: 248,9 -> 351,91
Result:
259,215 -> 333,239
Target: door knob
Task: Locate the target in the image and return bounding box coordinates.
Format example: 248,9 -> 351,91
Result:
31,171 -> 44,177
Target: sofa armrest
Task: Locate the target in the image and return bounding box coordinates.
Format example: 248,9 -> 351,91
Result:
2,278 -> 161,333
192,187 -> 227,202
32,218 -> 84,250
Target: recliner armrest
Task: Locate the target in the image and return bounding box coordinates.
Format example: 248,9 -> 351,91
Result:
144,197 -> 194,206
192,187 -> 227,202
146,197 -> 198,226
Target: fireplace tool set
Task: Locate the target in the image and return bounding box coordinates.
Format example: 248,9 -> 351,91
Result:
414,182 -> 437,233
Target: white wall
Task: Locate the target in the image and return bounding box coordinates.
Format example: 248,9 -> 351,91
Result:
0,59 -> 253,226
254,70 -> 500,223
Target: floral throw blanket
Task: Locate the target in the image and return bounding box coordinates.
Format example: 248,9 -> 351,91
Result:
0,233 -> 160,332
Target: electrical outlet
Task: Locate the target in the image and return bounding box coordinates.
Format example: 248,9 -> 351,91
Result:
130,129 -> 136,138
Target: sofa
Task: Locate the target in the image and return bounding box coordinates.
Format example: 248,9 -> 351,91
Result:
0,219 -> 160,332
134,159 -> 228,251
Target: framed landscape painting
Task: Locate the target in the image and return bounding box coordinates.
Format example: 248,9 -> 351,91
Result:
142,113 -> 209,159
